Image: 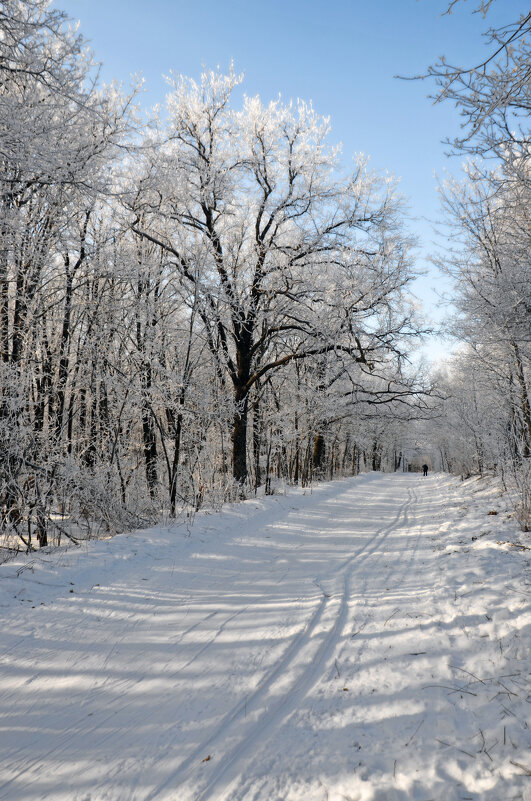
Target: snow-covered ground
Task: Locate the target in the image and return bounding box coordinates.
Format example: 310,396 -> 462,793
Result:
0,472 -> 529,801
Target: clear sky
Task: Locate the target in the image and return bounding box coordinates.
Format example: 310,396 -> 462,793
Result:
54,0 -> 527,364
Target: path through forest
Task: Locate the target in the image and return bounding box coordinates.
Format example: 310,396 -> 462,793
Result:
0,473 -> 529,801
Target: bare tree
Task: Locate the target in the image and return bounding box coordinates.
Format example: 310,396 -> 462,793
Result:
129,67 -> 423,485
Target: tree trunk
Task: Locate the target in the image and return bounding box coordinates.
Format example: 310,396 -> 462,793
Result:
168,411 -> 183,517
252,392 -> 261,491
512,342 -> 531,458
0,221 -> 9,363
140,365 -> 158,500
312,433 -> 325,472
372,441 -> 381,472
232,385 -> 249,485
54,267 -> 74,442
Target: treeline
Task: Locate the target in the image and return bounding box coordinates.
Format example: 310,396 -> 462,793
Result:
426,2 -> 531,530
0,1 -> 430,551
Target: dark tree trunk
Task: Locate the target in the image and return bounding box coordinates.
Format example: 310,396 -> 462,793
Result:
252,392 -> 261,491
141,364 -> 158,500
86,389 -> 98,469
231,339 -> 252,485
351,444 -> 359,476
513,343 -> 531,458
34,324 -> 52,434
232,385 -> 249,485
66,389 -> 75,455
168,410 -> 183,517
0,222 -> 9,363
312,433 -> 325,472
54,266 -> 74,442
78,386 -> 87,455
292,408 -> 300,484
11,270 -> 27,365
372,441 -> 381,472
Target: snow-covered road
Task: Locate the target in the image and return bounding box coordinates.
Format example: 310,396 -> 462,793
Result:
1,473 -> 529,801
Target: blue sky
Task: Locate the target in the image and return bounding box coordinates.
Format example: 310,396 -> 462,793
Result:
55,0 -> 527,363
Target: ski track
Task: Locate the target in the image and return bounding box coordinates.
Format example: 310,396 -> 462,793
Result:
1,473 -> 528,801
187,487 -> 423,801
140,488 -> 411,801
0,476 -> 423,801
0,603 -> 252,796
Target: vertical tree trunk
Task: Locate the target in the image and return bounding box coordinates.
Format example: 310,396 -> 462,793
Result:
34,323 -> 52,434
292,407 -> 300,484
168,410 -> 183,517
252,390 -> 261,492
312,433 -> 325,472
231,337 -> 252,485
86,386 -> 98,469
371,441 -> 381,471
54,266 -> 74,442
264,432 -> 273,495
0,220 -> 10,363
351,444 -> 359,476
232,385 -> 249,485
140,363 -> 158,500
512,342 -> 531,458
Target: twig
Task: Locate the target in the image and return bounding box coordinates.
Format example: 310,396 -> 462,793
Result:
423,684 -> 477,697
335,659 -> 341,679
510,759 -> 531,776
497,680 -> 518,697
450,664 -> 486,685
447,683 -> 478,697
384,607 -> 399,626
50,518 -> 82,545
499,703 -> 516,717
457,747 -> 477,759
405,719 -> 424,747
434,739 -> 476,759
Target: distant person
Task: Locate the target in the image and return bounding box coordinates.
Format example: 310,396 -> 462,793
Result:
422,463 -> 428,477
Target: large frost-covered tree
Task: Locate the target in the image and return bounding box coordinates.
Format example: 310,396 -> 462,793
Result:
129,68 -> 422,484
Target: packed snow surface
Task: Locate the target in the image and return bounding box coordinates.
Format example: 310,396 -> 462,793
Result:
0,473 -> 530,801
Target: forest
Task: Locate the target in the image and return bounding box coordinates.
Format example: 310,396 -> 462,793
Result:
0,0 -> 529,552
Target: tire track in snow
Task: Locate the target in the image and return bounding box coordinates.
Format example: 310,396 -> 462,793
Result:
148,479 -> 416,801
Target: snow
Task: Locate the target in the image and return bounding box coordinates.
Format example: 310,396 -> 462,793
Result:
0,472 -> 529,801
